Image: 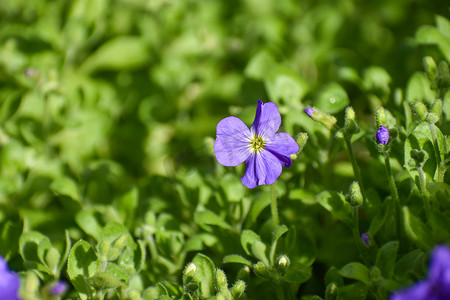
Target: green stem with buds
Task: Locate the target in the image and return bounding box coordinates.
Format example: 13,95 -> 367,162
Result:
345,139 -> 367,202
271,183 -> 280,227
383,152 -> 402,241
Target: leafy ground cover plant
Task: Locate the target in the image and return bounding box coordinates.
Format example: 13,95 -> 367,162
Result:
0,0 -> 450,299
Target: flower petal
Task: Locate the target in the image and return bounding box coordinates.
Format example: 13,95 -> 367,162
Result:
265,132 -> 299,166
390,281 -> 433,300
241,150 -> 282,189
429,245 -> 450,293
214,116 -> 252,166
251,100 -> 281,138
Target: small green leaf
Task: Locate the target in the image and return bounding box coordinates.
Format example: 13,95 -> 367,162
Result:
117,187 -> 138,228
405,73 -> 436,105
402,207 -> 434,249
283,259 -> 312,284
270,225 -> 288,265
245,193 -> 271,228
194,210 -> 232,231
67,240 -> 100,299
251,241 -> 269,266
315,82 -> 349,114
375,241 -> 399,279
325,266 -> 344,287
416,25 -> 450,62
394,249 -> 426,280
339,262 -> 370,285
50,177 -> 80,202
89,271 -> 123,289
192,253 -> 215,298
338,282 -> 368,300
241,230 -> 262,256
80,36 -> 148,72
316,191 -> 352,226
223,255 -> 253,267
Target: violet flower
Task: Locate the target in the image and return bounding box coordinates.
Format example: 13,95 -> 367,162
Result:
0,256 -> 21,300
390,245 -> 450,300
214,100 -> 299,188
361,233 -> 370,247
376,125 -> 389,145
50,281 -> 68,296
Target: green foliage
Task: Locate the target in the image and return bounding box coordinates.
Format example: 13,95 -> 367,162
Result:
1,0 -> 450,299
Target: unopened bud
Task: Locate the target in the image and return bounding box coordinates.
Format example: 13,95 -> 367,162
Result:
376,125 -> 389,145
325,282 -> 338,300
253,262 -> 270,279
361,233 -> 370,247
295,132 -> 308,153
375,107 -> 387,128
215,268 -> 228,291
305,107 -> 337,130
108,234 -> 127,261
231,280 -> 246,299
343,106 -> 359,137
427,99 -> 442,124
236,266 -> 250,281
97,240 -> 110,261
183,263 -> 197,285
423,56 -> 438,80
347,181 -> 363,207
276,255 -> 290,274
412,102 -> 428,122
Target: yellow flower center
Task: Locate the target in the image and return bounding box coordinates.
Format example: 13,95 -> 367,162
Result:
250,135 -> 265,153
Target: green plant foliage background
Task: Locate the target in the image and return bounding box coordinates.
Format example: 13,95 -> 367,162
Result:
0,0 -> 449,299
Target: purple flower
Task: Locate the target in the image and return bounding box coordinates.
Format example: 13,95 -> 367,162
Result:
50,281 -> 68,296
0,256 -> 21,300
390,245 -> 450,300
361,233 -> 370,247
214,100 -> 299,188
376,125 -> 389,145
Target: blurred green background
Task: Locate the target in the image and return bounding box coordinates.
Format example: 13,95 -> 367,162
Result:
0,0 -> 449,297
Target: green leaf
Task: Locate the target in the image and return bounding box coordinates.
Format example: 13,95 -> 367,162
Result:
75,209 -> 103,242
394,249 -> 426,280
283,259 -> 312,284
325,266 -> 344,287
117,187 -> 139,228
192,254 -> 215,298
219,174 -> 245,203
223,255 -> 253,267
19,231 -> 53,274
270,225 -> 288,265
241,229 -> 262,256
337,282 -> 368,300
405,73 -> 436,105
245,192 -> 271,228
265,66 -> 310,103
416,25 -> 450,62
244,50 -> 277,80
50,177 -> 80,202
67,240 -> 100,299
339,262 -> 370,285
402,207 -> 434,249
251,241 -> 269,266
80,36 -> 148,72
0,220 -> 22,259
315,82 -> 349,114
375,241 -> 399,278
143,284 -> 168,299
316,191 -> 352,226
368,199 -> 392,237
194,210 -> 232,231
436,15 -> 450,40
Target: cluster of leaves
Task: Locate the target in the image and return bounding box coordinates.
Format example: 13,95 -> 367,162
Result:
0,0 -> 449,299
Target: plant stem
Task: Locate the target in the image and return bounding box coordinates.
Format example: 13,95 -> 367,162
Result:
383,152 -> 402,241
352,207 -> 369,266
274,282 -> 286,300
271,183 -> 280,227
345,139 -> 367,202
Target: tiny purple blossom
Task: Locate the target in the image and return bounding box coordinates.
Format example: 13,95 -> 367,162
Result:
361,233 -> 370,247
305,107 -> 316,117
50,281 -> 68,296
376,125 -> 389,145
214,100 -> 299,189
0,256 -> 21,300
390,245 -> 450,300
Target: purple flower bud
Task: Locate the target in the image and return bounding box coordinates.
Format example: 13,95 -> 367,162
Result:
0,256 -> 21,300
50,281 -> 68,296
376,125 -> 389,145
305,107 -> 316,117
361,233 -> 370,247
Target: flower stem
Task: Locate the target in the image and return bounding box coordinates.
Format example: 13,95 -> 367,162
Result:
383,152 -> 402,241
271,183 -> 280,227
345,139 -> 367,202
352,207 -> 369,266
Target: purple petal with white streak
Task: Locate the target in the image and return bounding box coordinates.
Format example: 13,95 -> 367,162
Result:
241,150 -> 282,189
